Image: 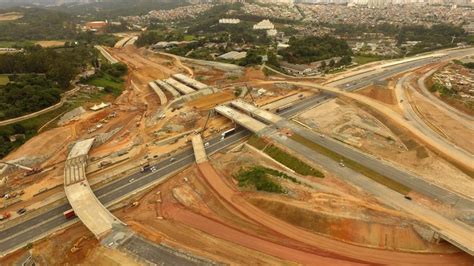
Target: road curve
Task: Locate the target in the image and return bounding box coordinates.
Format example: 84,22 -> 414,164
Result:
269,80 -> 474,174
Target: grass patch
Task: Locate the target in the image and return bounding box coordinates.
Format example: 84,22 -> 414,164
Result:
86,73 -> 124,97
183,35 -> 196,41
290,133 -> 411,195
248,135 -> 324,178
353,55 -> 384,65
0,74 -> 9,85
263,167 -> 301,184
234,166 -> 285,193
0,40 -> 34,48
248,135 -> 267,150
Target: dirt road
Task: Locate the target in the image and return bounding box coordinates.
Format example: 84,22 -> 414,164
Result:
196,162 -> 472,265
263,80 -> 474,174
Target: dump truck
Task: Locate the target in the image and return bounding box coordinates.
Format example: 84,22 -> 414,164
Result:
63,209 -> 76,220
0,212 -> 11,221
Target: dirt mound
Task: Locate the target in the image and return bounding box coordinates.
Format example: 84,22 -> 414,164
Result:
248,197 -> 458,253
358,85 -> 396,105
186,91 -> 235,111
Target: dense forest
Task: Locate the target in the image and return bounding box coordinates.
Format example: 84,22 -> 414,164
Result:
279,36 -> 353,64
0,75 -> 61,120
0,8 -> 76,41
397,24 -> 466,54
0,45 -> 96,120
0,45 -> 96,89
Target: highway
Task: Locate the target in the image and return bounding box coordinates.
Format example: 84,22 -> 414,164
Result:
0,94 -> 325,255
0,47 -> 472,256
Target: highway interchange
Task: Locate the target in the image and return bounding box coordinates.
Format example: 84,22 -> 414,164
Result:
1,47 -> 473,256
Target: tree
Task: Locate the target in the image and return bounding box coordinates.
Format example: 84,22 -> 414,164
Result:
320,61 -> 327,69
329,59 -> 335,67
13,124 -> 26,134
239,50 -> 263,66
267,51 -> 279,67
339,55 -> 352,66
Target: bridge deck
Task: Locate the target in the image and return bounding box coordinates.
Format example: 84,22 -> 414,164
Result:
148,81 -> 168,105
164,78 -> 195,95
64,138 -> 122,239
215,105 -> 267,133
155,80 -> 181,98
231,100 -> 283,124
191,134 -> 207,164
172,73 -> 208,90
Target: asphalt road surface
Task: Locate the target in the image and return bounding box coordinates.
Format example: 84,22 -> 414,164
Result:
1,48 -> 472,256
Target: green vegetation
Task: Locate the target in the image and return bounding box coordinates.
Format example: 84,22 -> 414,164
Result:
0,8 -> 76,41
0,45 -> 96,119
398,24 -> 466,55
82,63 -> 127,97
76,32 -> 119,47
279,36 -> 352,64
248,135 -> 324,178
50,0 -> 187,21
0,45 -> 96,89
86,74 -> 124,97
289,134 -> 410,195
247,135 -> 267,150
462,62 -> 474,69
353,55 -> 384,65
0,74 -> 8,85
0,75 -> 61,120
429,82 -> 454,97
234,166 -> 284,193
239,49 -> 263,66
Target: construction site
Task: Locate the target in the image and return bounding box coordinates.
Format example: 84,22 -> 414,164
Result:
0,41 -> 473,265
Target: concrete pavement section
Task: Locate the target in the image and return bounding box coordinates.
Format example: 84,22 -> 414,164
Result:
148,81 -> 168,105
64,139 -> 123,239
214,105 -> 268,133
172,73 -> 208,90
165,78 -> 195,95
230,99 -> 283,124
191,134 -> 208,164
94,45 -> 119,64
121,235 -> 212,265
155,80 -> 181,98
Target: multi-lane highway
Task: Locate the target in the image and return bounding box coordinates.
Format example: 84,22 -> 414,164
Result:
1,47 -> 472,256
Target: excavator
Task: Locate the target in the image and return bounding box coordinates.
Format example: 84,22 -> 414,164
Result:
0,162 -> 43,177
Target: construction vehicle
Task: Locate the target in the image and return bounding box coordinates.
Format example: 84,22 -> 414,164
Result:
140,163 -> 151,172
0,212 -> 11,221
0,162 -> 43,177
97,160 -> 112,168
63,209 -> 76,219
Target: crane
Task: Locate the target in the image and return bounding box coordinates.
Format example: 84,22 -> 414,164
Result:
201,109 -> 214,134
244,84 -> 256,105
0,162 -> 43,176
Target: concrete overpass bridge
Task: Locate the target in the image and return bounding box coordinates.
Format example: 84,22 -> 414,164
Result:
64,139 -> 124,239
215,100 -> 474,256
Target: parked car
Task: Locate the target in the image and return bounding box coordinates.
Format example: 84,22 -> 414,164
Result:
17,208 -> 27,215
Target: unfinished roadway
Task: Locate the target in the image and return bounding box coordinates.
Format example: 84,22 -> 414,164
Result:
64,138 -> 123,239
259,80 -> 474,175
192,118 -> 473,263
1,47 -> 473,259
215,101 -> 474,256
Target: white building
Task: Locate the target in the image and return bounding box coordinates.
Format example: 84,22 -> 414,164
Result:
267,29 -> 278,37
218,51 -> 247,60
253,19 -> 275,30
219,18 -> 241,24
